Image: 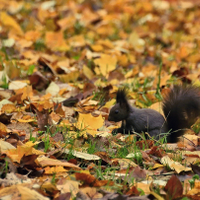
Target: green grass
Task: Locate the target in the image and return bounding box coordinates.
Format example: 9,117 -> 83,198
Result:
188,174 -> 199,189
0,73 -> 9,89
34,39 -> 46,51
27,65 -> 35,75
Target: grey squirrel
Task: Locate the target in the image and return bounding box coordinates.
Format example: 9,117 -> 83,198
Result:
108,85 -> 200,143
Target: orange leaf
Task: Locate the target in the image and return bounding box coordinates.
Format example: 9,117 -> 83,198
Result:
1,104 -> 16,113
0,11 -> 23,36
45,31 -> 69,51
0,122 -> 8,138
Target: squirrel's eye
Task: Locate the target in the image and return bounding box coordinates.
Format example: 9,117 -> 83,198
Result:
115,110 -> 119,114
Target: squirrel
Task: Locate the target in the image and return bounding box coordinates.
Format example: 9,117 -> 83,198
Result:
108,85 -> 200,143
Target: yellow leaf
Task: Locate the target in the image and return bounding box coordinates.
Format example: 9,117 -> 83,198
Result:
15,85 -> 33,101
91,44 -> 103,52
161,155 -> 191,174
129,54 -> 136,63
94,66 -> 101,75
152,163 -> 164,169
17,119 -> 35,123
68,35 -> 86,47
94,79 -> 107,87
103,99 -> 115,109
98,39 -> 114,49
24,141 -> 41,147
110,79 -> 118,85
44,166 -> 68,174
86,50 -> 101,59
94,54 -> 117,77
137,182 -> 151,194
6,146 -> 32,163
193,79 -> 200,87
128,31 -> 145,53
17,186 -> 49,200
58,71 -> 79,82
77,113 -> 104,131
83,65 -> 94,80
149,102 -> 163,115
5,143 -> 45,163
0,11 -> 23,36
86,129 -> 99,136
32,148 -> 46,156
117,54 -> 128,67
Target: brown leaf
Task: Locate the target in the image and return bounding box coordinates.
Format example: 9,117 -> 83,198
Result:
136,140 -> 154,149
129,166 -> 146,181
98,191 -> 128,200
75,172 -> 96,186
164,175 -> 183,199
108,70 -> 125,82
63,93 -> 83,107
148,146 -> 166,158
126,186 -> 140,196
75,172 -> 113,187
7,122 -> 33,134
94,151 -> 112,165
83,82 -> 96,98
35,108 -> 50,131
79,187 -> 103,199
0,113 -> 12,124
172,67 -> 190,83
20,154 -> 39,169
29,71 -> 49,91
54,193 -> 71,200
52,132 -> 64,142
87,134 -> 110,152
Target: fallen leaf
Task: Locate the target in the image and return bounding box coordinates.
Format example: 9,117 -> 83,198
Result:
17,185 -> 49,200
37,155 -> 81,169
161,155 -> 191,174
164,175 -> 183,199
0,11 -> 23,36
94,54 -> 117,77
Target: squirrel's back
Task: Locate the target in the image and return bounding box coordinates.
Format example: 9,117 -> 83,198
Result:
162,85 -> 200,142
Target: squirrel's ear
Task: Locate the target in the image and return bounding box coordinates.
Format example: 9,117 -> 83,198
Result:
116,88 -> 127,103
116,88 -> 129,109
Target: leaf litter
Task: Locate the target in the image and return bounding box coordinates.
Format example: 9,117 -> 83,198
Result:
0,0 -> 200,199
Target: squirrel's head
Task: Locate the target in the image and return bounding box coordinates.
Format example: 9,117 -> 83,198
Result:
108,88 -> 130,122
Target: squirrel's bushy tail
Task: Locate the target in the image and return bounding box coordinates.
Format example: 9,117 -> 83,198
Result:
162,85 -> 200,143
